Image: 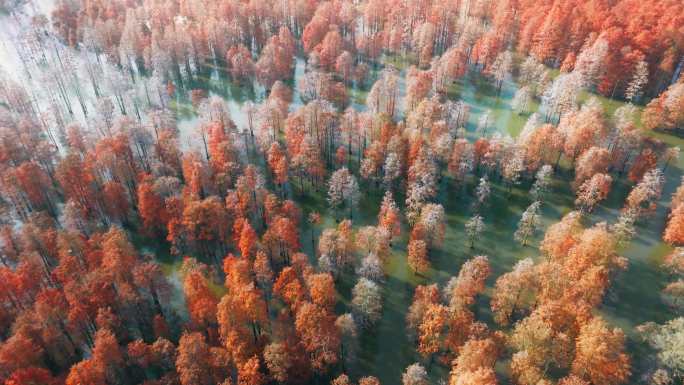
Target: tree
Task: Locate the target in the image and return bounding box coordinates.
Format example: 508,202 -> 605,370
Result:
91,328 -> 124,384
542,73 -> 582,122
335,52 -> 354,84
226,45 -> 256,84
0,333 -> 44,381
637,318 -> 684,378
487,50 -> 513,92
351,278 -> 383,328
253,251 -> 274,289
530,165 -> 553,202
664,205 -> 684,246
356,226 -> 390,259
5,367 -> 59,385
405,66 -> 433,111
328,168 -> 360,219
356,253 -> 384,284
238,355 -> 265,385
612,209 -> 637,247
625,168 -> 664,218
181,258 -> 218,331
572,317 -> 631,385
256,35 -> 294,90
491,258 -> 536,325
509,308 -> 571,385
367,68 -> 399,117
294,302 -> 340,373
625,60 -> 648,103
268,143 -> 289,187
217,259 -> 268,366
238,221 -> 258,259
514,202 -> 542,246
378,191 -> 401,242
540,211 -> 582,260
403,363 -> 429,385
627,149 -> 657,183
65,359 -> 106,385
449,338 -> 499,385
465,215 -> 485,249
307,273 -> 337,310
318,220 -> 355,274
448,256 -> 492,308
133,261 -> 171,316
359,376 -> 381,385
332,374 -> 352,385
573,146 -> 610,189
575,174 -> 612,213
475,177 -> 491,210
176,332 -> 215,385
512,86 -> 532,114
642,80 -> 684,131
449,367 -> 497,385
416,302 -> 449,359
408,239 -> 430,275
263,342 -> 291,383
418,204 -> 446,249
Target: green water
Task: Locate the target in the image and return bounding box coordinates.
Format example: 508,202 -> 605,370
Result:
161,56 -> 682,384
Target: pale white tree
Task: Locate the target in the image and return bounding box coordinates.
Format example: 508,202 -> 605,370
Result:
328,167 -> 361,219
346,176 -> 361,220
517,112 -> 540,146
625,60 -> 649,103
444,100 -> 470,132
612,208 -> 637,247
352,278 -> 383,328
489,50 -> 513,92
336,313 -> 359,367
519,56 -> 548,91
637,318 -> 684,378
530,165 -> 553,202
383,152 -> 402,188
405,152 -> 438,223
511,86 -> 532,114
613,103 -> 638,130
418,203 -> 446,248
476,110 -> 491,137
434,133 -> 454,163
318,253 -> 338,276
514,201 -> 542,245
402,363 -> 429,385
367,67 -> 399,117
465,214 -> 485,248
198,95 -> 233,126
502,150 -> 526,191
541,72 -> 582,121
475,176 -> 491,209
357,253 -> 385,283
573,37 -> 609,89
625,168 -> 665,218
152,176 -> 182,198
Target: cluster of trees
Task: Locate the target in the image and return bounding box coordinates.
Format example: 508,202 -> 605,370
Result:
47,0 -> 684,102
0,0 -> 682,384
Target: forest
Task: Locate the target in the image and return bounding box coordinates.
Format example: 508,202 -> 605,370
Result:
0,0 -> 683,384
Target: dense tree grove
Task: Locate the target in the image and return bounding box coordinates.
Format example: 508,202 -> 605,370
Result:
0,0 -> 683,384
